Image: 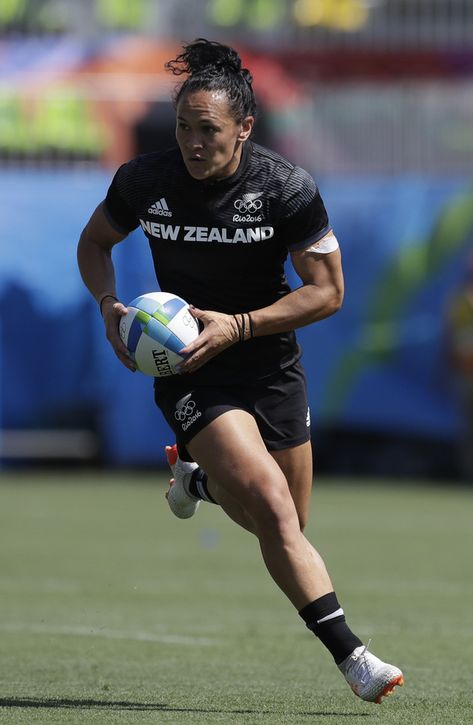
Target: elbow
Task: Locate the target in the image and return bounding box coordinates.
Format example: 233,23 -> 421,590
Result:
325,286 -> 344,317
332,287 -> 344,313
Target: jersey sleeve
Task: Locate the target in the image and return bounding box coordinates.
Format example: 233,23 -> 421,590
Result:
103,160 -> 140,233
278,167 -> 331,252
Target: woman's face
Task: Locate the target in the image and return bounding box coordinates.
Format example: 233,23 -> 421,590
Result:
176,89 -> 253,181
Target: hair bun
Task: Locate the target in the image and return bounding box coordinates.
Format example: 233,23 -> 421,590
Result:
166,38 -> 246,78
165,38 -> 257,121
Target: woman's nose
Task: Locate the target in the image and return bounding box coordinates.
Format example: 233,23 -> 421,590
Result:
187,134 -> 204,149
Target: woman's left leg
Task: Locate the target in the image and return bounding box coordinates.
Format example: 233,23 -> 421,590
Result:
270,440 -> 313,531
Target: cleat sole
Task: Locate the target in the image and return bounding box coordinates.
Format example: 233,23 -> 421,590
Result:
374,674 -> 404,704
165,444 -> 178,467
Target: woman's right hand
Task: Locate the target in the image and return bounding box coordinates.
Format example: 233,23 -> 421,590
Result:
101,298 -> 137,372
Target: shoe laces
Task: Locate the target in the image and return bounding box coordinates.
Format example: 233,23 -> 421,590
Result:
353,638 -> 372,662
346,639 -> 373,682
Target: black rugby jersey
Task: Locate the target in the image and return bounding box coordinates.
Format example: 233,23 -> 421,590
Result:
104,141 -> 331,385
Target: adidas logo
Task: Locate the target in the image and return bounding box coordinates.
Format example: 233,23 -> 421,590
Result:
148,197 -> 172,217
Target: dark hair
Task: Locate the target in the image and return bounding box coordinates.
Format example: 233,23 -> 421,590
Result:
165,38 -> 257,122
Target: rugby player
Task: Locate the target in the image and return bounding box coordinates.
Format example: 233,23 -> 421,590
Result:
78,38 -> 403,704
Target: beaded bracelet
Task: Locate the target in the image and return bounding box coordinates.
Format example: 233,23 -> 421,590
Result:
233,314 -> 242,342
247,312 -> 254,339
233,312 -> 255,342
240,313 -> 246,341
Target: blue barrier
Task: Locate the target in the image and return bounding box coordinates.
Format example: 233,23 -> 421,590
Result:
1,170 -> 472,465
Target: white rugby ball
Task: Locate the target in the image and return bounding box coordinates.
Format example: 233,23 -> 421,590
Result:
119,291 -> 199,376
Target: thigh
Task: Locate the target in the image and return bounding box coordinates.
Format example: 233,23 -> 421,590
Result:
270,441 -> 313,531
186,408 -> 293,512
154,381 -> 247,456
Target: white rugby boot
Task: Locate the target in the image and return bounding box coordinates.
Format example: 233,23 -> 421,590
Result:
338,642 -> 404,704
165,444 -> 200,519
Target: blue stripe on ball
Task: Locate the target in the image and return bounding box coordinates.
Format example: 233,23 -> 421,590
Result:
131,294 -> 188,323
162,297 -> 186,320
127,316 -> 143,353
129,295 -> 159,316
145,318 -> 185,355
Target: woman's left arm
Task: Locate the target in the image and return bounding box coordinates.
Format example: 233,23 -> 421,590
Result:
178,236 -> 344,373
250,242 -> 344,336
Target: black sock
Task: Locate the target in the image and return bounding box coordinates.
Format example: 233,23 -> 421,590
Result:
175,444 -> 217,505
299,592 -> 363,665
188,468 -> 217,504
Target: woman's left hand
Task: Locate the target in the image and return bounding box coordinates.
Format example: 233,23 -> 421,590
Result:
176,306 -> 240,373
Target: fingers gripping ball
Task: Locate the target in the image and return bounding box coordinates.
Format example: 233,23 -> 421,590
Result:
119,292 -> 199,376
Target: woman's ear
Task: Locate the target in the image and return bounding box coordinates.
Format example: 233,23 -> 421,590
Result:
238,115 -> 255,142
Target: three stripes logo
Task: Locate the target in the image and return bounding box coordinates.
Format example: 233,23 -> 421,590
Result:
148,197 -> 172,217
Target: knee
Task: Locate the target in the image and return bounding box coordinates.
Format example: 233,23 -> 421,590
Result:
244,478 -> 295,534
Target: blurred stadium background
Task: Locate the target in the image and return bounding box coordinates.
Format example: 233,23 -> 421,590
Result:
1,0 -> 473,479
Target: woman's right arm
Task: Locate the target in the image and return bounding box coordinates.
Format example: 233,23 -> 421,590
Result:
77,202 -> 136,371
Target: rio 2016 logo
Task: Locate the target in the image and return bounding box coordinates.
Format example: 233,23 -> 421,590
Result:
174,399 -> 196,421
233,192 -> 264,223
174,398 -> 202,430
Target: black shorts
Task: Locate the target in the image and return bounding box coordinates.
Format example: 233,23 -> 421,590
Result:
154,361 -> 311,457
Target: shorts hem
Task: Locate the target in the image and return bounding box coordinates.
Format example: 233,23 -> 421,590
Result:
179,405 -> 247,447
265,432 -> 311,452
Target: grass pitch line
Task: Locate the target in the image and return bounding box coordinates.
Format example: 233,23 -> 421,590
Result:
0,622 -> 218,646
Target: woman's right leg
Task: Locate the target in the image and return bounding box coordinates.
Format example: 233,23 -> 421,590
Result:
204,439 -> 314,533
187,408 -> 334,610
170,409 -> 404,703
207,479 -> 255,533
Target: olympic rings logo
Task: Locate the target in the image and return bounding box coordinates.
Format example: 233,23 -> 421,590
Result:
182,312 -> 194,327
174,399 -> 196,421
234,194 -> 263,214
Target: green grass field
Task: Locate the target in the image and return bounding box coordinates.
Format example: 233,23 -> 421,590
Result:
1,472 -> 472,724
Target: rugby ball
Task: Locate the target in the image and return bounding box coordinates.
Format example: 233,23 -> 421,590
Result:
119,292 -> 199,376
